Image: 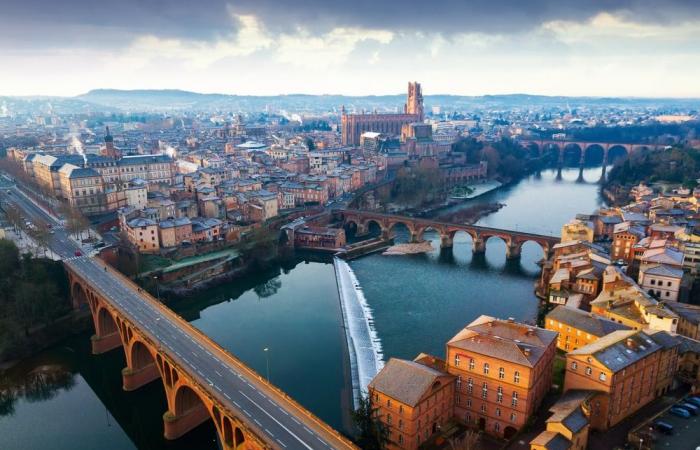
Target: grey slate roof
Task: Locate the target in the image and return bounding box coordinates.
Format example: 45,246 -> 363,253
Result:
569,330 -> 661,372
547,306 -> 631,337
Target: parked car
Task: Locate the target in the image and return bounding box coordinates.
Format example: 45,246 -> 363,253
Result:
74,250 -> 82,257
686,395 -> 700,406
678,402 -> 699,415
654,420 -> 674,435
669,407 -> 691,418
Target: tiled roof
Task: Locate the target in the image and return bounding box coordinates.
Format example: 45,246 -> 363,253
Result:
368,358 -> 452,407
529,431 -> 571,450
448,315 -> 557,368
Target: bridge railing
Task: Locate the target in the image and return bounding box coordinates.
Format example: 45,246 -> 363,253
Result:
96,259 -> 358,449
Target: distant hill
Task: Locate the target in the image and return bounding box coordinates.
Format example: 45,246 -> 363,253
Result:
3,89 -> 699,115
75,89 -> 700,113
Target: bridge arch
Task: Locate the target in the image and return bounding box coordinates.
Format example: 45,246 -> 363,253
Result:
562,143 -> 583,166
515,239 -> 550,262
96,306 -> 118,336
130,340 -> 156,372
234,427 -> 246,449
583,144 -> 605,166
173,384 -> 210,420
362,219 -> 384,237
607,145 -> 629,163
71,281 -> 89,311
388,220 -> 418,242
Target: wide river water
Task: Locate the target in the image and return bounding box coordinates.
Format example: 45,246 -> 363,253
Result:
0,167 -> 606,449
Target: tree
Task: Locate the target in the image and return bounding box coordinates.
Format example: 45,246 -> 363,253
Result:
0,239 -> 19,276
448,430 -> 481,450
351,395 -> 389,450
305,137 -> 316,151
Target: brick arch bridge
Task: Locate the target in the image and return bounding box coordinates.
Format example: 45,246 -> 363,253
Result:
518,139 -> 665,166
66,258 -> 357,450
335,209 -> 559,259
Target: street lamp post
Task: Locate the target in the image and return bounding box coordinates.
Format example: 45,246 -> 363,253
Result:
264,347 -> 270,382
153,276 -> 160,302
639,438 -> 643,450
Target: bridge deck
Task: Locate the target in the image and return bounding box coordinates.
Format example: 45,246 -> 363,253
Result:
336,209 -> 560,243
66,256 -> 355,450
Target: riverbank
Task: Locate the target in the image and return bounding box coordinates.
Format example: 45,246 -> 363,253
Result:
382,240 -> 434,256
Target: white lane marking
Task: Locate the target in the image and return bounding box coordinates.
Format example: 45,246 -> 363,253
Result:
265,429 -> 274,437
243,409 -> 252,417
215,370 -> 222,377
238,390 -> 314,450
303,426 -> 313,434
276,439 -> 287,448
224,393 -> 231,400
254,419 -> 262,427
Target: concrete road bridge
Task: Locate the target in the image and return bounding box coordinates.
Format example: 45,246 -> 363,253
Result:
65,257 -> 357,450
334,209 -> 560,260
0,183 -> 357,450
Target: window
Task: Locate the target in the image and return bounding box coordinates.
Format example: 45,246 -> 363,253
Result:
494,422 -> 500,432
482,382 -> 488,399
512,392 -> 518,407
514,371 -> 520,383
469,359 -> 475,370
466,399 -> 472,408
599,372 -> 607,381
510,413 -> 517,422
399,405 -> 403,414
483,363 -> 490,375
387,399 -> 392,408
650,279 -> 656,285
497,386 -> 503,403
586,367 -> 592,376
398,419 -> 403,430
496,408 -> 501,417
571,361 -> 578,370
467,378 -> 473,394
454,354 -> 460,366
387,414 -> 392,425
456,376 -> 462,390
499,367 -> 505,379
480,404 -> 487,413
398,435 -> 403,444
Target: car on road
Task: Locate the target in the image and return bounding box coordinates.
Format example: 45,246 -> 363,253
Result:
669,407 -> 691,418
74,250 -> 82,257
654,420 -> 674,435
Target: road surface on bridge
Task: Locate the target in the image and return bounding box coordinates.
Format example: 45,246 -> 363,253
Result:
1,180 -> 355,450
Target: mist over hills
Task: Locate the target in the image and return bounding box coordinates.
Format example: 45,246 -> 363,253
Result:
2,88 -> 700,115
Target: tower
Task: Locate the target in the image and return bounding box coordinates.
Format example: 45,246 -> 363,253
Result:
102,126 -> 120,159
406,81 -> 424,121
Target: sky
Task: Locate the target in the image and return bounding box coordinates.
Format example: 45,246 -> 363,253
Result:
2,0 -> 700,97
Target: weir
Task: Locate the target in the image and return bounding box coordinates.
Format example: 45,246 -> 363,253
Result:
333,257 -> 384,408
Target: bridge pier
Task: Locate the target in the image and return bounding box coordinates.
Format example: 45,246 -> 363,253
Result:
506,244 -> 521,260
472,238 -> 485,254
440,234 -> 453,249
90,332 -> 122,355
163,405 -> 211,441
122,364 -> 160,391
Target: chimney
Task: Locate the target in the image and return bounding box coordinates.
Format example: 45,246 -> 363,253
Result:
626,338 -> 635,348
526,328 -> 535,336
507,317 -> 515,323
523,348 -> 531,356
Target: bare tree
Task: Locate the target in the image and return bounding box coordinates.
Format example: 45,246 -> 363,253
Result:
448,430 -> 481,450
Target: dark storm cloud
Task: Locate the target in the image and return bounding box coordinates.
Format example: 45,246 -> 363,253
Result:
2,0 -> 700,44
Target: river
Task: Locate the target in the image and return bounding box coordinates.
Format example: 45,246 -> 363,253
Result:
0,166 -> 606,449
